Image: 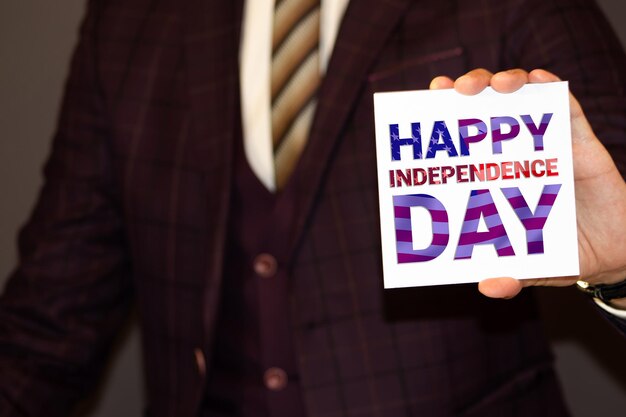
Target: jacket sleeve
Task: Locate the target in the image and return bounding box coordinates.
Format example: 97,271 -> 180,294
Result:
0,1 -> 134,415
503,0 -> 626,328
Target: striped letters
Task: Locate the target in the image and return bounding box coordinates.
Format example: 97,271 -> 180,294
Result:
394,185 -> 561,262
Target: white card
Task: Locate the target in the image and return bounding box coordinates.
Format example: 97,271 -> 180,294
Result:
373,82 -> 579,289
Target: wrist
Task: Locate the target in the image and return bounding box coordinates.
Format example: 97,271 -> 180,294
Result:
577,275 -> 626,310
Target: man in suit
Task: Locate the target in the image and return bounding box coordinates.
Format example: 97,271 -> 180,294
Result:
0,0 -> 625,416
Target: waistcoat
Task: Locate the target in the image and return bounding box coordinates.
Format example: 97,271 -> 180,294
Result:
203,121 -> 307,416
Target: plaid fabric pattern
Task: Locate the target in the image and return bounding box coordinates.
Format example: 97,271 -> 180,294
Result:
0,0 -> 625,416
288,1 -> 625,415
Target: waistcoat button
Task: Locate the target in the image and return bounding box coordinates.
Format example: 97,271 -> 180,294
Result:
253,253 -> 278,278
263,367 -> 288,391
194,348 -> 206,377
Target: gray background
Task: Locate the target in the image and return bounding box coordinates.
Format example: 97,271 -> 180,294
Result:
1,1 -> 625,416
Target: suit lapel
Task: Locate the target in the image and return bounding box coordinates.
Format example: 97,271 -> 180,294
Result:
182,0 -> 243,357
274,0 -> 413,261
310,0 -> 412,165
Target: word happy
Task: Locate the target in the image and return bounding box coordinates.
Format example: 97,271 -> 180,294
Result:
387,113 -> 562,263
388,113 -> 553,161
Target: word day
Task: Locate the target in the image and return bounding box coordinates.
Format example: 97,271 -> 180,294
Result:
393,185 -> 561,263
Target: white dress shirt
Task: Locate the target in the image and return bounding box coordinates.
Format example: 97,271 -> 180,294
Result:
595,298 -> 626,318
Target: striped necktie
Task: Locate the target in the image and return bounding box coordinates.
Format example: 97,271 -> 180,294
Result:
271,0 -> 321,190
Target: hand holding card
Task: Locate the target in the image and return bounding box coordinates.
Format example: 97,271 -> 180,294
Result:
439,69 -> 626,305
374,68 -> 626,304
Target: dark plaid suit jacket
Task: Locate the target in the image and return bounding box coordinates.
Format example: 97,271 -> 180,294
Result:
1,0 -> 625,416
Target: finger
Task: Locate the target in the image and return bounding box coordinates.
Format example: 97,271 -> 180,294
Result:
527,70 -> 593,146
454,68 -> 494,95
430,76 -> 454,90
490,69 -> 529,93
527,69 -> 590,141
478,277 -> 523,299
528,68 -> 561,83
479,276 -> 578,299
519,276 -> 578,288
566,90 -> 598,151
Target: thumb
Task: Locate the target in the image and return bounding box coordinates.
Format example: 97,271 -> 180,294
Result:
479,276 -> 577,298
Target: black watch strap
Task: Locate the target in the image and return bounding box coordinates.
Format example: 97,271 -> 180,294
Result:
576,279 -> 626,302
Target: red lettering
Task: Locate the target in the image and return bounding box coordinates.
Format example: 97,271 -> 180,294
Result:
514,160 -> 530,178
470,164 -> 485,182
486,163 -> 500,180
428,166 -> 441,184
501,161 -> 514,179
531,159 -> 545,177
397,169 -> 412,186
546,158 -> 559,177
441,166 -> 455,184
457,165 -> 469,183
413,168 -> 428,185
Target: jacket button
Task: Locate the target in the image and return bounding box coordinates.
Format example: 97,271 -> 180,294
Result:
263,367 -> 288,391
194,348 -> 206,377
253,253 -> 278,278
